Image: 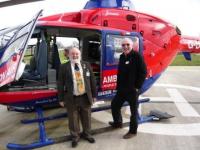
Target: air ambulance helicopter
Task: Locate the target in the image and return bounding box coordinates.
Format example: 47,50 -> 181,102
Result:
0,0 -> 200,149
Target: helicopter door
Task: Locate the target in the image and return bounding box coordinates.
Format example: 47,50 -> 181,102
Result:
0,10 -> 42,87
100,30 -> 143,94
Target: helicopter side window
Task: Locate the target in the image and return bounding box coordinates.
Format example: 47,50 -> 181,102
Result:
88,42 -> 100,62
105,35 -> 122,66
105,35 -> 139,66
81,36 -> 100,64
81,36 -> 101,86
83,40 -> 100,68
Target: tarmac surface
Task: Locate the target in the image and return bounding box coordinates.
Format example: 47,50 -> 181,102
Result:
0,66 -> 200,150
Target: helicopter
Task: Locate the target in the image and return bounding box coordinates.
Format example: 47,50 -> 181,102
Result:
0,0 -> 199,149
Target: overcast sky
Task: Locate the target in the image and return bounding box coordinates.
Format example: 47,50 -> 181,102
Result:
0,0 -> 199,37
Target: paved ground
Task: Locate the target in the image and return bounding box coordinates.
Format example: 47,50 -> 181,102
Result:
0,66 -> 200,150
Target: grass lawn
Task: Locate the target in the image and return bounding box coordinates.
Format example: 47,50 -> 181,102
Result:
170,54 -> 200,66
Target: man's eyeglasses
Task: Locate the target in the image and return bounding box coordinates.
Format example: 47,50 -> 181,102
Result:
122,43 -> 130,47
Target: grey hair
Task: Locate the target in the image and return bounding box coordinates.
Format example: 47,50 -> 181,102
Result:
69,47 -> 81,55
122,37 -> 133,45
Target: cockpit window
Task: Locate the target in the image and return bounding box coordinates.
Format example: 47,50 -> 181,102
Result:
84,0 -> 135,10
101,0 -> 117,7
105,34 -> 139,66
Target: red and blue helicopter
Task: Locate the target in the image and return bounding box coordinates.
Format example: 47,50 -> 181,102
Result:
0,0 -> 199,149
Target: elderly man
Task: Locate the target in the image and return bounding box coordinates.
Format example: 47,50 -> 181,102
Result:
109,37 -> 147,139
57,47 -> 96,148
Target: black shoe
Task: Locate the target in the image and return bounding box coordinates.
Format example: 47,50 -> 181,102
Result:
85,136 -> 95,143
123,132 -> 137,139
81,134 -> 95,143
108,121 -> 123,128
72,140 -> 78,148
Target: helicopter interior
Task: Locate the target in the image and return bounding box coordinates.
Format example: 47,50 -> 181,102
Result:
7,27 -> 102,91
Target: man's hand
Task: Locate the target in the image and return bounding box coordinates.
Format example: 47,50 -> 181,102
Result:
59,102 -> 65,107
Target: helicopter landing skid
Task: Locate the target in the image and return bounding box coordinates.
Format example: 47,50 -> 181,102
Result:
6,98 -> 172,150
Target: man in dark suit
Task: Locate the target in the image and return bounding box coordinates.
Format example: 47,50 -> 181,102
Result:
109,37 -> 147,139
57,47 -> 96,148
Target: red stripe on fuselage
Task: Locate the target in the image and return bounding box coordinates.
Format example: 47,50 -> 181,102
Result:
0,89 -> 57,104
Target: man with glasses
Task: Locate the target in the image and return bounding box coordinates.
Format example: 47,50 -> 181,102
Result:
109,37 -> 147,139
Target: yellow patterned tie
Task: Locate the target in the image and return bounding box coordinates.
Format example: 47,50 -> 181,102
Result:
74,63 -> 85,94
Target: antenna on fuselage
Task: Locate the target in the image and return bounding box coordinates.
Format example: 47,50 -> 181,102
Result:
84,0 -> 135,10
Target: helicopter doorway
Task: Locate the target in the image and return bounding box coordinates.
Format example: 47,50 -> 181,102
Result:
21,27 -> 102,91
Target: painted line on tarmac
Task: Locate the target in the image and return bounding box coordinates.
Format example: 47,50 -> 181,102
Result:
92,83 -> 200,136
167,88 -> 199,117
154,83 -> 200,92
93,110 -> 200,136
141,97 -> 172,102
137,123 -> 200,136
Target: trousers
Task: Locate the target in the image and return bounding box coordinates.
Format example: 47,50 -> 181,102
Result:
66,94 -> 91,139
111,91 -> 139,133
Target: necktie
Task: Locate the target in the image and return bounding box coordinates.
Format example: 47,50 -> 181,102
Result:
74,63 -> 85,94
74,63 -> 79,71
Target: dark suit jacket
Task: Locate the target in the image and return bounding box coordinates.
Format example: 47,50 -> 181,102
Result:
57,61 -> 96,106
116,50 -> 147,93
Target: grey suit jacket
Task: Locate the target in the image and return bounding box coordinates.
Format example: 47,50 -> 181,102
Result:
57,61 -> 97,105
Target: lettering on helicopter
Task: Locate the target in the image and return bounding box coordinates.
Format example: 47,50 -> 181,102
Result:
188,40 -> 200,49
35,97 -> 58,105
181,39 -> 200,49
103,75 -> 117,84
97,90 -> 112,96
0,60 -> 18,86
102,70 -> 117,90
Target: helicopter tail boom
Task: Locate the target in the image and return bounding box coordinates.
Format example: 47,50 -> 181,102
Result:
179,35 -> 200,53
